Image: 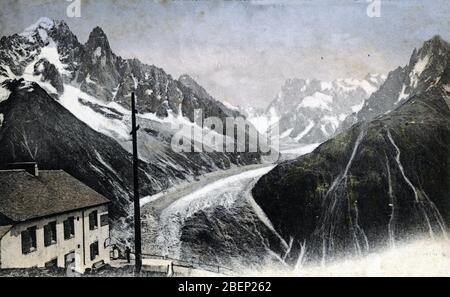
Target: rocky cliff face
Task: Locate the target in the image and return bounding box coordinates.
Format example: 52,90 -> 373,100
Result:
33,58 -> 64,94
252,36 -> 450,264
77,26 -> 122,102
341,36 -> 450,131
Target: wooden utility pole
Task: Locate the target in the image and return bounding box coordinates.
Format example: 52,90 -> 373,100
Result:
131,92 -> 142,275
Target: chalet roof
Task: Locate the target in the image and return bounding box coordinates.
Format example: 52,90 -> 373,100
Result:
0,169 -> 110,223
0,225 -> 12,238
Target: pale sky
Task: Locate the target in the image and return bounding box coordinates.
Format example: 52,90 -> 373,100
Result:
1,0 -> 449,107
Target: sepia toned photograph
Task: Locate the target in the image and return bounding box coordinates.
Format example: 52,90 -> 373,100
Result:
0,0 -> 450,286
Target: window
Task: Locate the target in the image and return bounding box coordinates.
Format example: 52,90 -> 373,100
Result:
89,211 -> 98,230
45,258 -> 58,268
21,226 -> 37,254
44,221 -> 57,247
64,217 -> 75,240
100,214 -> 108,227
90,241 -> 99,261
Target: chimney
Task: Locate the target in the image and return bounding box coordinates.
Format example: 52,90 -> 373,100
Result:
6,162 -> 39,177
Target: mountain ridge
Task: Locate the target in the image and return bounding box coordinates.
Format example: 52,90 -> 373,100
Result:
340,35 -> 450,131
246,73 -> 385,145
252,36 -> 450,264
0,17 -> 262,245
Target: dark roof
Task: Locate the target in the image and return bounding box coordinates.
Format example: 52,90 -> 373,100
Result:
0,169 -> 110,222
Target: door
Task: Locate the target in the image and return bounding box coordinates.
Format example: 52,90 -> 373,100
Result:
64,251 -> 76,269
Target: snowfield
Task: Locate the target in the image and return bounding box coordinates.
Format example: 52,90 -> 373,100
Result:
298,92 -> 333,110
410,54 -> 430,88
58,84 -> 131,140
0,85 -> 11,103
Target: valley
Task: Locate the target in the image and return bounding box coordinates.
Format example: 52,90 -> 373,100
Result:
1,13 -> 450,277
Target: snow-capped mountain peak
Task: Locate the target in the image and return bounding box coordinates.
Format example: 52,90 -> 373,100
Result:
246,74 -> 385,144
19,17 -> 54,43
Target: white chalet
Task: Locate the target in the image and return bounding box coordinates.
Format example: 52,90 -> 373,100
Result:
0,163 -> 111,273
